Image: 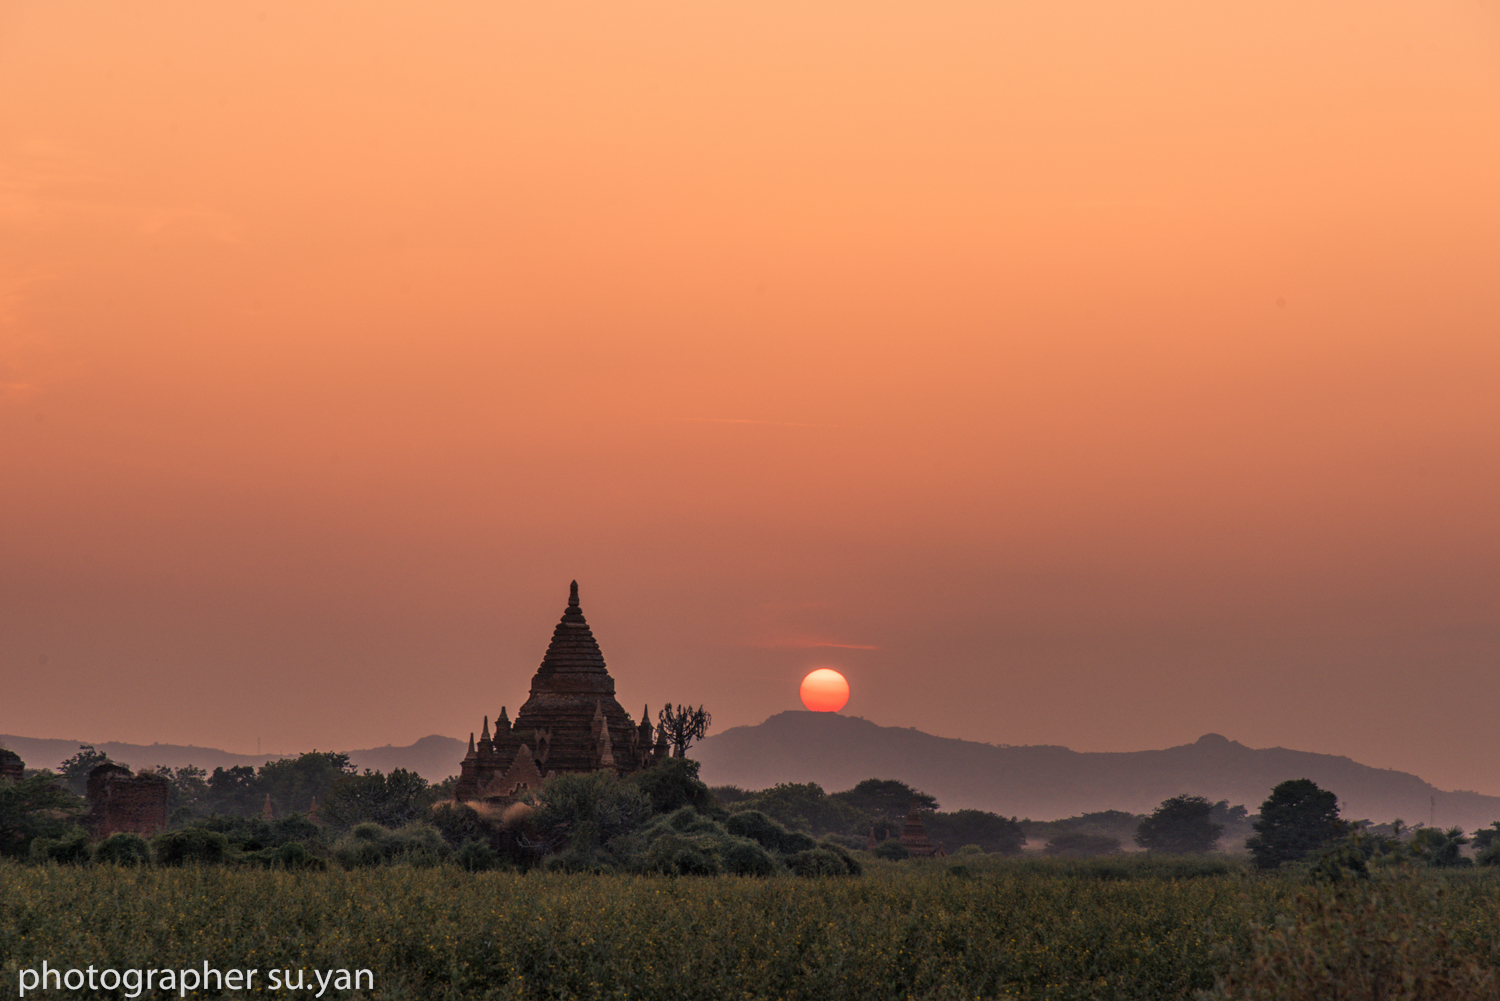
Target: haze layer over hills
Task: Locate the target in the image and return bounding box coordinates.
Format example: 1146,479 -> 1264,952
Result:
9,714 -> 1497,829
695,712 -> 1500,830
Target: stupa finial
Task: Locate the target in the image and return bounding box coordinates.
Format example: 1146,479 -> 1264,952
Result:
569,580 -> 580,608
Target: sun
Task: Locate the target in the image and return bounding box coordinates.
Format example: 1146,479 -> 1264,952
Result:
799,668 -> 850,712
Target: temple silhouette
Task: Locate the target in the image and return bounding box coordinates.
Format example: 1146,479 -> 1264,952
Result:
453,582 -> 668,802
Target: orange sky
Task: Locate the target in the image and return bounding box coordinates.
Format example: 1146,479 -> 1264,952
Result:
3,2 -> 1498,798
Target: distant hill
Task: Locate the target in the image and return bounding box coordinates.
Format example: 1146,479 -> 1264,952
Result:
0,734 -> 467,784
693,712 -> 1500,830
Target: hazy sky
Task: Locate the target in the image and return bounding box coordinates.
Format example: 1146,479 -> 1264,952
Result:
4,2 -> 1497,796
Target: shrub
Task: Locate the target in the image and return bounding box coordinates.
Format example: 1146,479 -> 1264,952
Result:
243,841 -> 326,870
873,840 -> 910,861
331,822 -> 448,868
1410,826 -> 1473,868
533,772 -> 653,852
1044,832 -> 1123,858
722,809 -> 818,855
454,838 -> 500,872
642,833 -> 722,875
664,806 -> 724,835
720,837 -> 777,876
819,841 -> 862,875
29,830 -> 93,865
153,827 -> 230,866
630,757 -> 717,815
430,802 -> 490,847
95,832 -> 151,866
544,847 -> 615,874
785,847 -> 854,877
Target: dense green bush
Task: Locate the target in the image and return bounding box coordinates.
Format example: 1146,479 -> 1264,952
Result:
430,801 -> 491,847
1044,832 -> 1123,857
331,822 -> 449,868
0,775 -> 86,858
196,813 -> 323,851
94,832 -> 151,866
630,757 -> 718,815
28,829 -> 94,865
872,839 -> 909,860
531,771 -> 653,853
453,837 -> 501,872
720,836 -> 777,876
153,827 -> 230,865
785,846 -> 854,877
242,840 -> 326,870
643,832 -> 723,875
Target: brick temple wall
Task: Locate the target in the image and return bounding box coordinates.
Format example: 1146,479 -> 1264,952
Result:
0,748 -> 23,784
86,765 -> 169,838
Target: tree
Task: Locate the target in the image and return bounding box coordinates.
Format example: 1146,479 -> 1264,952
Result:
629,757 -> 716,815
729,782 -> 862,835
206,765 -> 263,816
531,771 -> 652,853
831,779 -> 938,823
319,768 -> 431,831
1410,825 -> 1473,868
1246,778 -> 1345,869
925,810 -> 1025,855
1473,821 -> 1500,866
657,704 -> 711,758
1135,794 -> 1223,854
258,751 -> 356,814
0,775 -> 86,858
58,745 -> 113,796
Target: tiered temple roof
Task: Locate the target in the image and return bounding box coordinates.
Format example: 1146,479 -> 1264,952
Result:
453,582 -> 667,802
899,803 -> 946,858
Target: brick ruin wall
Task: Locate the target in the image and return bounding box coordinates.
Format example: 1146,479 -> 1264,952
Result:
88,768 -> 169,838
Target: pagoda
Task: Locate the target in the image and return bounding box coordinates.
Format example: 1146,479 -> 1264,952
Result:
899,802 -> 947,858
454,582 -> 668,802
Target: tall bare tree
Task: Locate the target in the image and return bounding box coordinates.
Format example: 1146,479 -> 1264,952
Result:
656,704 -> 711,758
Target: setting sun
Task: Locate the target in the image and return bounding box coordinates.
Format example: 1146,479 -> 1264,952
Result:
799,669 -> 850,713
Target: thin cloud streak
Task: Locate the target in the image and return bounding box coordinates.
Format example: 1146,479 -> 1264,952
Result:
752,637 -> 881,651
677,417 -> 841,429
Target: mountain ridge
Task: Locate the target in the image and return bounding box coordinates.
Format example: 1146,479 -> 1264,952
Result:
693,712 -> 1500,829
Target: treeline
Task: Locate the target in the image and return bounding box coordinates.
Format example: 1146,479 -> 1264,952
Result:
712,778 -> 1026,856
10,745 -> 1498,877
10,756 -> 871,877
36,744 -> 439,827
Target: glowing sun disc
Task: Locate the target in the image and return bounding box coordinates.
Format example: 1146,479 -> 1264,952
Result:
800,669 -> 850,712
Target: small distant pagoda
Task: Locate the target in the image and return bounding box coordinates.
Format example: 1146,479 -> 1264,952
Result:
898,802 -> 946,858
454,582 -> 669,802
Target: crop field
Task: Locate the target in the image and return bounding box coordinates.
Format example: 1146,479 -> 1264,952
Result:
3,857 -> 1498,1001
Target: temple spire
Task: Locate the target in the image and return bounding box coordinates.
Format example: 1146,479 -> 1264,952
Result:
481,715 -> 491,741
569,580 -> 580,608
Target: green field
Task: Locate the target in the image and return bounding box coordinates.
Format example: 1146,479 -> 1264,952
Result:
3,857 -> 1497,1001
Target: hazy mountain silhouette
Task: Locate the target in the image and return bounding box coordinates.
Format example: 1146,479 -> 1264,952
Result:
0,734 -> 467,784
694,712 -> 1500,829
